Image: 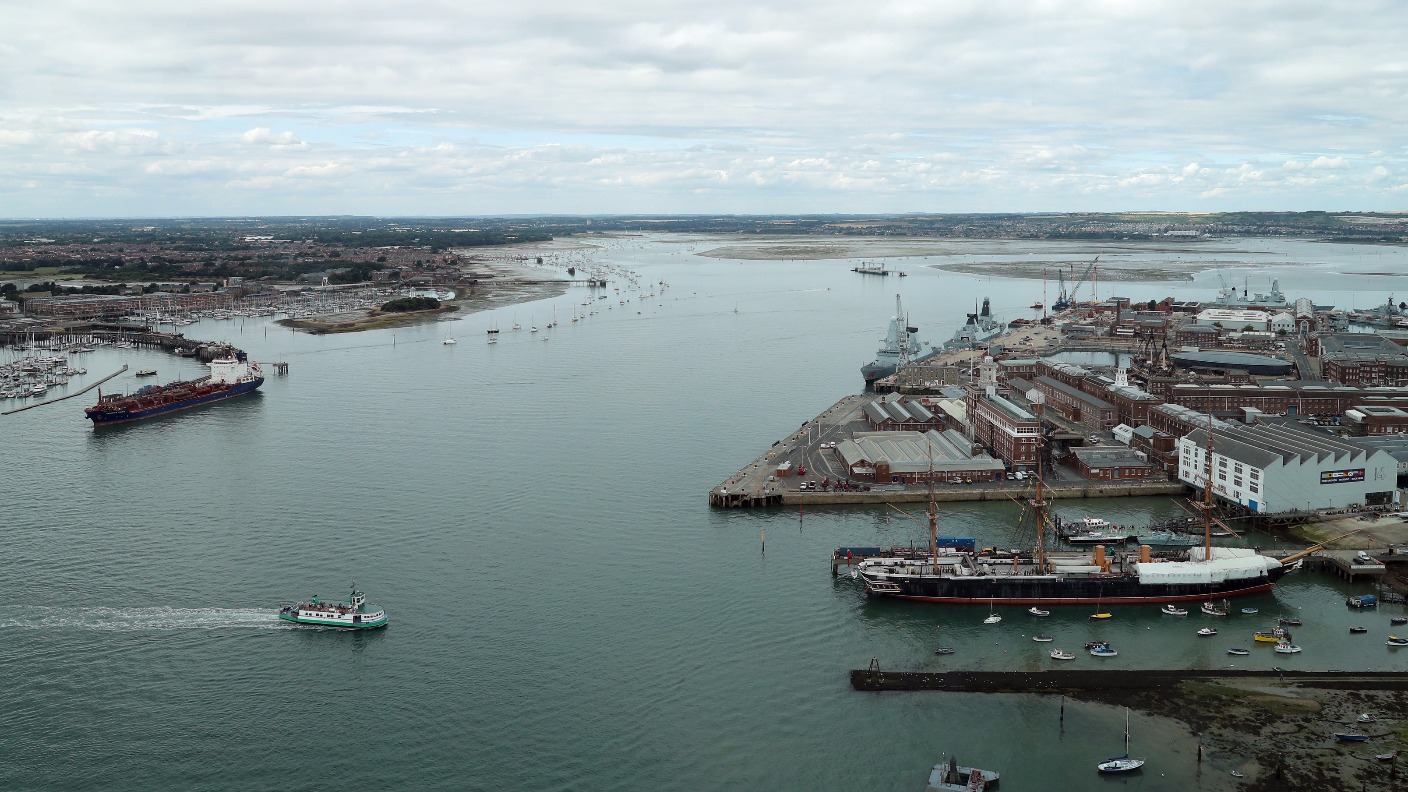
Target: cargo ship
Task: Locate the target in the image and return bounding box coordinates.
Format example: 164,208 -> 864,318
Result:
85,350 -> 263,425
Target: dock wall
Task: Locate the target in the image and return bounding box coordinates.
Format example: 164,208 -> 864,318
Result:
851,668 -> 1408,693
779,481 -> 1185,506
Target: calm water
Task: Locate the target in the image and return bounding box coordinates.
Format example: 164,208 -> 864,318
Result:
4,235 -> 1408,791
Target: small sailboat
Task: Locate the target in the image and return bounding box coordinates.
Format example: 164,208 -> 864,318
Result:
1096,709 -> 1145,773
1227,647 -> 1250,656
1050,648 -> 1076,660
1089,591 -> 1110,620
1161,604 -> 1188,616
1333,729 -> 1368,742
1027,607 -> 1050,617
442,337 -> 457,345
983,599 -> 1001,625
486,322 -> 499,335
487,336 -> 498,344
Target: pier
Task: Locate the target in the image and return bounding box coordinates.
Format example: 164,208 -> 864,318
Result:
850,666 -> 1408,693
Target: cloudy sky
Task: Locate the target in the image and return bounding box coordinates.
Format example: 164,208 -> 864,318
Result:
3,1 -> 1407,217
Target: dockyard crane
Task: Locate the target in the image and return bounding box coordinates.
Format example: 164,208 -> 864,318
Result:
1052,270 -> 1071,310
1067,256 -> 1099,307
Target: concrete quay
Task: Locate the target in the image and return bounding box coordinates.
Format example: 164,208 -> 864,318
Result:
708,392 -> 1186,508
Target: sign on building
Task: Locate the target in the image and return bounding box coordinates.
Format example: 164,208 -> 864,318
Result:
1320,469 -> 1366,484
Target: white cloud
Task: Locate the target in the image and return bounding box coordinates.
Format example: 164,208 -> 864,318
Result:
2,1 -> 1408,215
240,127 -> 308,151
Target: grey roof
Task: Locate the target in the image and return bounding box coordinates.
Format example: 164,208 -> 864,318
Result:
1148,402 -> 1233,431
1170,350 -> 1295,373
1344,435 -> 1408,464
906,401 -> 936,422
1070,447 -> 1151,468
1132,425 -> 1158,439
836,429 -> 1005,474
984,392 -> 1038,423
1035,376 -> 1114,410
1318,333 -> 1404,358
1185,423 -> 1380,469
862,402 -> 890,424
1107,383 -> 1161,402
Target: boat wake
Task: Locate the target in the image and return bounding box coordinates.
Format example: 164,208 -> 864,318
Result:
0,606 -> 281,631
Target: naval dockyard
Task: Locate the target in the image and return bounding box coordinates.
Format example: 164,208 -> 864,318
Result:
711,273 -> 1408,545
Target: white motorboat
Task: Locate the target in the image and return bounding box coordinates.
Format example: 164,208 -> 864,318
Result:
1197,627 -> 1218,636
1050,649 -> 1076,660
1028,607 -> 1050,617
1161,605 -> 1188,616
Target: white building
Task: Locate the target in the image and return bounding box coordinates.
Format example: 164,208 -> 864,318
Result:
1195,308 -> 1272,330
1178,423 -> 1398,513
1270,312 -> 1295,333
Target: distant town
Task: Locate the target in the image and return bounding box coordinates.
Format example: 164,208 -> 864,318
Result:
5,212 -> 1408,531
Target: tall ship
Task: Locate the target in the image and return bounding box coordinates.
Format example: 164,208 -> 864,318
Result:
942,298 -> 1003,350
861,294 -> 941,384
85,349 -> 263,425
844,437 -> 1318,606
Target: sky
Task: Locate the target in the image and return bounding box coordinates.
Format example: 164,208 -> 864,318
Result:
3,0 -> 1407,218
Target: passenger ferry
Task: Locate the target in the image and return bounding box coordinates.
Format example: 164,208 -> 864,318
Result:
279,585 -> 388,629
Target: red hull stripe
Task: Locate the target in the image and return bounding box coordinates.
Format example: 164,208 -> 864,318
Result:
885,582 -> 1274,605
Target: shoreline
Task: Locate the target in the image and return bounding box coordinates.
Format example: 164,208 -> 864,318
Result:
274,257 -> 571,335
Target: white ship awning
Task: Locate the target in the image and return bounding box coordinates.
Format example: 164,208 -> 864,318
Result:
1136,555 -> 1280,585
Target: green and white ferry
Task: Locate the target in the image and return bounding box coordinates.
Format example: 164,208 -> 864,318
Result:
278,585 -> 388,629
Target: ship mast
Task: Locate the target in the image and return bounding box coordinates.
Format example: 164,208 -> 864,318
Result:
1032,450 -> 1049,573
927,444 -> 939,568
1027,394 -> 1049,573
1195,415 -> 1216,560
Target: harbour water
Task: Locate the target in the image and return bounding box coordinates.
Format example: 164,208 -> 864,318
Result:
4,234 -> 1408,790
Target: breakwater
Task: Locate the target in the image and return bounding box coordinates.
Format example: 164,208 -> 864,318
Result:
851,667 -> 1408,693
